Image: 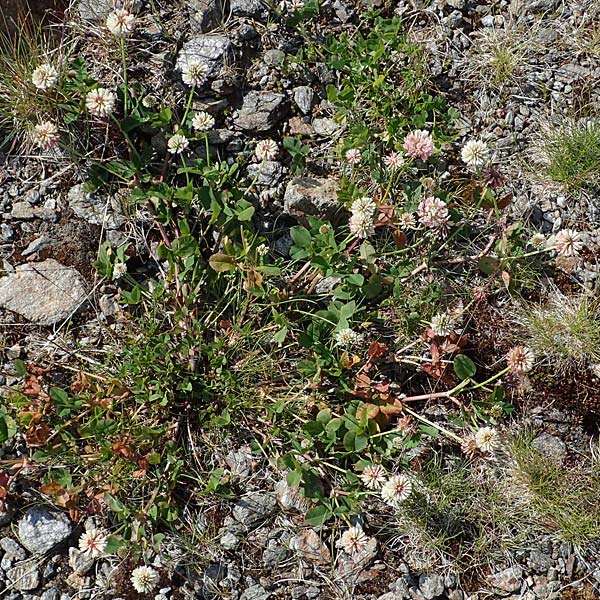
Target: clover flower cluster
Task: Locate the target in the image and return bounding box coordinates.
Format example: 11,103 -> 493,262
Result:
461,139 -> 490,168
255,139 -> 279,161
403,130 -> 434,160
417,196 -> 450,234
106,8 -> 136,36
334,327 -> 364,348
349,196 -> 377,239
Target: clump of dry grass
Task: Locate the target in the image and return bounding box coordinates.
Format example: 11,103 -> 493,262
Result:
510,287 -> 600,375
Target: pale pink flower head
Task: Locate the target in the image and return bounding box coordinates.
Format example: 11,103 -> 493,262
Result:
381,474 -> 412,507
86,88 -> 116,118
31,121 -> 59,149
255,139 -> 278,161
506,346 -> 535,373
359,464 -> 387,489
106,9 -> 136,36
554,229 -> 584,257
337,525 -> 371,555
345,148 -> 362,165
78,528 -> 108,559
383,151 -> 405,170
403,129 -> 434,160
417,196 -> 450,233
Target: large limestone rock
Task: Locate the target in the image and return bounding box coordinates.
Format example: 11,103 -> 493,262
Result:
0,259 -> 88,325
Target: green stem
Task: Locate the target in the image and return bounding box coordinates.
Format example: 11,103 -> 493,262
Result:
181,87 -> 195,130
120,37 -> 129,116
204,133 -> 210,168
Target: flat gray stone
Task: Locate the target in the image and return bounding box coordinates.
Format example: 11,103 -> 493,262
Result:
18,506 -> 73,554
7,561 -> 40,591
176,35 -> 232,81
240,584 -> 270,600
187,0 -> 224,32
67,184 -> 125,229
11,202 -> 35,220
232,493 -> 276,526
419,573 -> 444,599
532,433 -> 566,463
487,565 -> 523,594
78,0 -> 141,20
234,92 -> 288,133
246,161 -> 284,187
230,0 -> 269,20
283,177 -> 341,218
41,589 -> 61,600
68,547 -> 95,575
1,537 -> 27,561
0,260 -> 88,325
293,86 -> 314,114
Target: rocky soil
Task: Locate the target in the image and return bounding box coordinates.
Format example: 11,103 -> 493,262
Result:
1,0 -> 600,599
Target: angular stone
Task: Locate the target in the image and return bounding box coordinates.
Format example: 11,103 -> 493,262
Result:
246,161 -> 284,187
290,528 -> 331,564
275,478 -> 310,513
487,565 -> 523,594
230,0 -> 269,20
18,506 -> 73,554
0,260 -> 88,325
240,584 -> 270,600
283,177 -> 341,218
187,0 -> 225,32
67,184 -> 125,229
532,433 -> 566,463
312,117 -> 342,137
176,35 -> 232,81
234,92 -> 288,133
1,537 -> 27,561
293,86 -> 314,115
232,493 -> 276,526
11,202 -> 35,220
419,573 -> 445,599
68,547 -> 95,575
7,561 -> 40,591
78,0 -> 141,20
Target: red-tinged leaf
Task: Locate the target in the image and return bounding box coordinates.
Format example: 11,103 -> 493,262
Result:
25,422 -> 51,446
368,341 -> 389,361
380,403 -> 404,416
393,229 -> 407,248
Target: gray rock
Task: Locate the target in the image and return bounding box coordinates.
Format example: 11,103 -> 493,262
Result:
232,493 -> 276,527
418,573 -> 444,599
532,433 -> 566,463
241,584 -> 270,600
68,547 -> 95,575
220,531 -> 240,550
41,589 -> 61,600
176,35 -> 232,82
235,92 -> 289,133
78,0 -> 141,20
312,117 -> 342,137
0,502 -> 15,526
230,0 -> 269,20
18,506 -> 73,554
262,539 -> 289,568
0,259 -> 88,325
246,161 -> 284,187
22,236 -> 55,257
290,529 -> 331,564
314,275 -> 341,295
263,50 -> 285,67
67,184 -> 125,229
187,0 -> 224,32
335,537 -> 377,584
293,86 -> 314,115
7,561 -> 40,591
283,177 -> 341,218
11,202 -> 35,220
1,223 -> 14,242
528,548 -> 553,572
487,565 -> 523,594
1,537 -> 27,561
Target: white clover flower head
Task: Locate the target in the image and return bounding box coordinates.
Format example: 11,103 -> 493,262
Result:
359,464 -> 387,489
506,346 -> 535,373
31,63 -> 58,90
78,528 -> 108,559
345,148 -> 362,165
417,196 -> 450,234
192,111 -> 215,132
383,151 -> 405,170
181,59 -> 209,87
142,94 -> 157,108
167,133 -> 189,155
255,139 -> 279,161
474,426 -> 499,453
349,197 -> 377,239
461,139 -> 490,168
112,261 -> 127,279
398,212 -> 416,229
86,88 -> 116,118
257,243 -> 269,256
554,229 -> 584,257
381,474 -> 412,507
430,312 -> 455,337
403,129 -> 434,160
529,233 -> 546,247
130,566 -> 160,594
106,8 -> 136,36
334,327 -> 364,348
31,121 -> 59,149
337,525 -> 370,555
